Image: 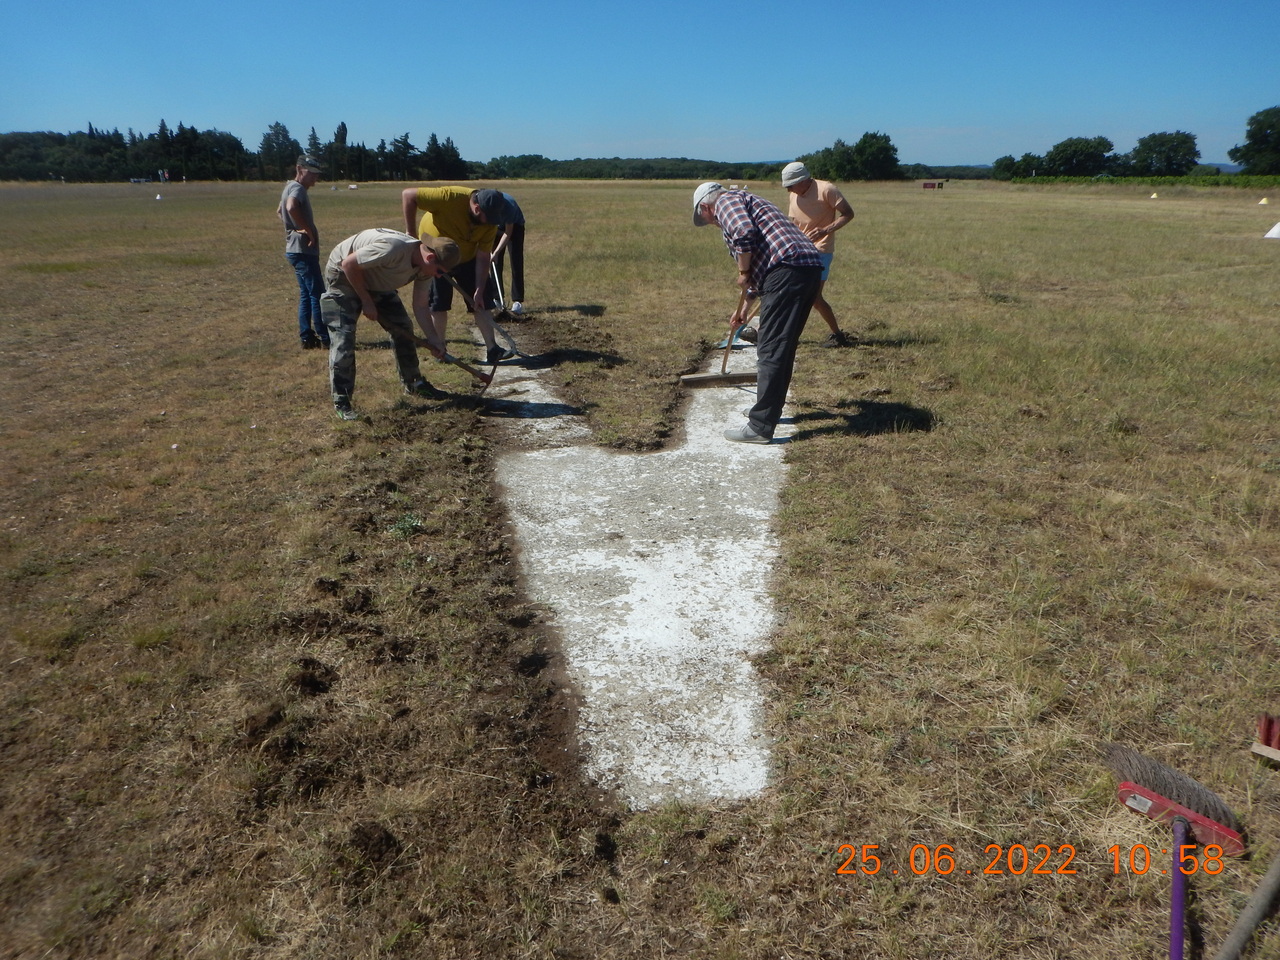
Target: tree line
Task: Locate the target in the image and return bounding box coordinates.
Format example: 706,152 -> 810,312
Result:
993,106 -> 1280,179
0,119 -> 915,184
5,106 -> 1275,183
0,120 -> 471,183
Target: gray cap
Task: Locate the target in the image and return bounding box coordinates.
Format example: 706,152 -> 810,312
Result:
692,182 -> 724,226
781,161 -> 811,187
298,154 -> 324,173
473,188 -> 517,224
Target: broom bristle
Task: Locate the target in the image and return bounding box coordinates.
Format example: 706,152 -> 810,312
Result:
1102,743 -> 1241,833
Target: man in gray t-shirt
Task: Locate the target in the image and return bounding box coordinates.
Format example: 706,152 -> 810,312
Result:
278,154 -> 326,348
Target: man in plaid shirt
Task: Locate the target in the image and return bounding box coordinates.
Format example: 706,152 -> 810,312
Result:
693,182 -> 824,443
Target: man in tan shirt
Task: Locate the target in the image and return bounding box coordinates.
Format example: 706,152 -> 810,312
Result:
321,228 -> 460,420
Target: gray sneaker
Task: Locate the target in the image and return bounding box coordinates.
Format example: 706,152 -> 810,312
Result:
334,400 -> 359,421
724,423 -> 771,444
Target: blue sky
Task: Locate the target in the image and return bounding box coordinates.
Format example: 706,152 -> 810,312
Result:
2,0 -> 1273,165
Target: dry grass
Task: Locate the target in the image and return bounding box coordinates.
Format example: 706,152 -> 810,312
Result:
1,179 -> 1278,959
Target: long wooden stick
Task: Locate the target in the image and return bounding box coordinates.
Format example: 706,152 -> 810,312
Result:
721,293 -> 747,374
373,316 -> 493,387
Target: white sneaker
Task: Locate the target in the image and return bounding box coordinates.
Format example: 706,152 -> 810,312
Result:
510,301 -> 524,315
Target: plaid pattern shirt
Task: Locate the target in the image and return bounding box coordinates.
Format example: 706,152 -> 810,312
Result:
713,189 -> 822,292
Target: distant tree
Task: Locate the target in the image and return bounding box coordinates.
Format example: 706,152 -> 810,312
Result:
388,132 -> 415,179
327,121 -> 348,179
1228,106 -> 1280,174
1043,136 -> 1114,176
1014,153 -> 1043,177
202,129 -> 247,180
172,122 -> 201,179
422,133 -> 445,179
851,131 -> 902,180
258,122 -> 301,180
992,155 -> 1017,180
306,127 -> 322,157
1127,131 -> 1199,176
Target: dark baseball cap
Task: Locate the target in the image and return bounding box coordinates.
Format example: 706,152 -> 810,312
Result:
472,188 -> 516,224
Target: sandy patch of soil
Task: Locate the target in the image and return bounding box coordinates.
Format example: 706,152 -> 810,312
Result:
482,341 -> 791,809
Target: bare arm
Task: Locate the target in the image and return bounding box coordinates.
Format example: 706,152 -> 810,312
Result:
812,198 -> 855,239
401,188 -> 420,236
473,249 -> 492,313
491,223 -> 514,259
411,280 -> 445,358
339,253 -> 378,322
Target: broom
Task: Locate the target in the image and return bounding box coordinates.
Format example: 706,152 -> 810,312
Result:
1104,744 -> 1245,960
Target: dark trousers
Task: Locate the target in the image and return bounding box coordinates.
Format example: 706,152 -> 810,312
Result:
747,264 -> 822,438
491,223 -> 525,302
428,257 -> 498,312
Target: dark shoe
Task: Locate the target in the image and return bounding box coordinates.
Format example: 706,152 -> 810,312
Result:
819,331 -> 851,348
724,423 -> 771,444
486,344 -> 516,365
334,399 -> 359,421
405,378 -> 447,400
737,326 -> 758,344
301,334 -> 322,349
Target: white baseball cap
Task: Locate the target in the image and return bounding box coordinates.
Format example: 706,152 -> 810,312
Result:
692,182 -> 724,226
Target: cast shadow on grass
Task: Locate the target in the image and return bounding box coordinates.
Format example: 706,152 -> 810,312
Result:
791,399 -> 935,440
478,397 -> 587,420
849,333 -> 940,349
536,304 -> 607,318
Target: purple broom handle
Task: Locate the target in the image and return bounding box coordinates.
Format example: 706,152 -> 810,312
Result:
1171,817 -> 1188,960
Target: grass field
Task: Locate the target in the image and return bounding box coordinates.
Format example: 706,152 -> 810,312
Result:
1,178 -> 1278,959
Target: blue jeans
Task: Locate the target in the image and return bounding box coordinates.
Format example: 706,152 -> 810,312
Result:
286,252 -> 326,342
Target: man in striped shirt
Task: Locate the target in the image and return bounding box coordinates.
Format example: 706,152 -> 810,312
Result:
693,182 -> 824,443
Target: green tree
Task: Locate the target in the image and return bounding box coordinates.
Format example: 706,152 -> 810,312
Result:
306,127 -> 322,157
851,131 -> 902,180
1127,131 -> 1199,176
1043,136 -> 1114,176
326,122 -> 348,180
258,121 -> 301,181
1228,106 -> 1280,174
388,132 -> 416,179
992,155 -> 1017,181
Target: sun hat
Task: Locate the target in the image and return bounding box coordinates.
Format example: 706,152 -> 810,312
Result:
297,154 -> 324,173
472,188 -> 517,224
781,161 -> 811,187
692,182 -> 724,226
421,236 -> 461,271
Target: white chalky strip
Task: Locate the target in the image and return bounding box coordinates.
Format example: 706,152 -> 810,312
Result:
489,346 -> 789,808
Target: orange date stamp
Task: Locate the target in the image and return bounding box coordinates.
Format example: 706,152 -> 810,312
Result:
836,843 -> 1228,877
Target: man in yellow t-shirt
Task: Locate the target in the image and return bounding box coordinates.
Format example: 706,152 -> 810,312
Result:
401,186 -> 517,364
781,162 -> 857,348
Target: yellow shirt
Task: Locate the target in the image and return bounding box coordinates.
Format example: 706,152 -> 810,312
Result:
411,186 -> 497,263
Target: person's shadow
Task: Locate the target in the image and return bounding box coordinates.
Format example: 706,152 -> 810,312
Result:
789,399 -> 935,440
